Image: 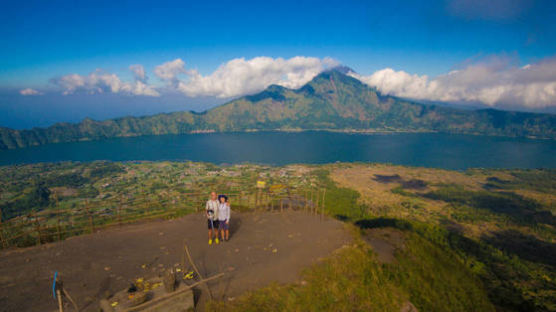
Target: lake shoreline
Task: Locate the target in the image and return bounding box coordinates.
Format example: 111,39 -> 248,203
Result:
1,131 -> 555,169
2,127 -> 555,152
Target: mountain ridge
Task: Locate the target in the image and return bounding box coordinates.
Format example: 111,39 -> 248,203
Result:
1,69 -> 555,149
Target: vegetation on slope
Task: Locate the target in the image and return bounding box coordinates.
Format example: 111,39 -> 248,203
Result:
208,229 -> 495,312
328,165 -> 556,311
208,242 -> 405,312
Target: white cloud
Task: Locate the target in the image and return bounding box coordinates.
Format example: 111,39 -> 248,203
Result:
19,88 -> 43,96
157,56 -> 338,98
350,56 -> 556,109
154,58 -> 188,83
37,55 -> 556,110
53,68 -> 159,97
45,56 -> 337,99
129,64 -> 146,82
129,80 -> 160,97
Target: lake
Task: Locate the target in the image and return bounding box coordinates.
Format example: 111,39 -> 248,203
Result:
1,131 -> 555,169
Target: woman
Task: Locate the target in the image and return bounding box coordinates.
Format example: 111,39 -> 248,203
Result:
217,194 -> 231,242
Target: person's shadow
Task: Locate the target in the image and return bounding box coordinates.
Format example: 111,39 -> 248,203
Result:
229,211 -> 241,238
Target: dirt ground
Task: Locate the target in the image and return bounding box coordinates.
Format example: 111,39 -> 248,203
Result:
362,228 -> 405,263
0,211 -> 351,312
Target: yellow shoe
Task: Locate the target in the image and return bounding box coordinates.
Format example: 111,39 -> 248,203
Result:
208,239 -> 213,245
184,271 -> 194,280
215,238 -> 220,244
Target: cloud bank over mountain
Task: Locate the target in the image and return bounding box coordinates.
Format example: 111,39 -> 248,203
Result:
24,55 -> 556,111
350,56 -> 556,110
171,56 -> 338,98
45,56 -> 337,100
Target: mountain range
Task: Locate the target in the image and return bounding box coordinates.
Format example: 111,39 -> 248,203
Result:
1,68 -> 555,149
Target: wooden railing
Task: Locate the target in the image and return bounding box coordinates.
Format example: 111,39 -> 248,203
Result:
0,187 -> 327,249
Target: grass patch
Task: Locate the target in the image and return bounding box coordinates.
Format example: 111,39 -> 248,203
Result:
510,169 -> 556,193
390,185 -> 413,197
207,241 -> 405,312
391,232 -> 495,312
209,224 -> 496,312
356,218 -> 496,311
207,244 -> 406,311
354,217 -> 556,311
313,169 -> 366,220
423,184 -> 554,226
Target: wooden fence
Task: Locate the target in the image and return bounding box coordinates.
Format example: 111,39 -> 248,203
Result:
0,187 -> 327,249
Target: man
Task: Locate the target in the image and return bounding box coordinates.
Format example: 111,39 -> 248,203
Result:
206,191 -> 220,245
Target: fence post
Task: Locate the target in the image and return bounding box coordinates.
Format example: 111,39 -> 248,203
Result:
257,190 -> 260,211
0,228 -> 6,248
0,207 -> 7,248
321,188 -> 326,220
265,193 -> 269,211
91,211 -> 95,233
308,189 -> 312,214
280,197 -> 283,213
317,188 -> 322,216
118,205 -> 122,226
263,191 -> 266,211
55,195 -> 61,241
255,189 -> 260,211
288,192 -> 293,211
305,191 -> 309,212
119,195 -> 123,226
194,193 -> 199,212
262,193 -> 266,211
56,214 -> 62,241
85,203 -> 94,233
308,190 -> 311,213
34,214 -> 42,245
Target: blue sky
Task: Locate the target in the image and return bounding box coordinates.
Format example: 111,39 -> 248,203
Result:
1,0 -> 555,128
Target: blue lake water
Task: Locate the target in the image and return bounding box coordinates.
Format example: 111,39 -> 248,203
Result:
1,132 -> 555,169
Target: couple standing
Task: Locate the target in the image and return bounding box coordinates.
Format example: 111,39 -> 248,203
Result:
205,191 -> 231,245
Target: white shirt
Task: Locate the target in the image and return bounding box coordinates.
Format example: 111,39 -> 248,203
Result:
217,203 -> 230,221
206,199 -> 219,220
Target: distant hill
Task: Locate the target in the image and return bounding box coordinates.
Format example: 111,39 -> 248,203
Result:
1,69 -> 555,149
